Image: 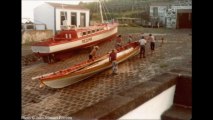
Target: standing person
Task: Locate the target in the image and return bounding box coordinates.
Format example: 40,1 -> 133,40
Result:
88,46 -> 99,61
148,22 -> 151,28
160,37 -> 164,47
149,34 -> 156,55
116,35 -> 122,48
109,49 -> 117,74
128,35 -> 133,43
157,21 -> 160,28
50,53 -> 55,63
138,36 -> 147,58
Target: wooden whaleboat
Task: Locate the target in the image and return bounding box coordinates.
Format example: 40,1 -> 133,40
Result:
32,42 -> 140,88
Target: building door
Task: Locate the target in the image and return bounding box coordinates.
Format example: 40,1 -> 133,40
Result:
153,7 -> 158,17
71,12 -> 77,26
177,12 -> 192,28
80,13 -> 86,27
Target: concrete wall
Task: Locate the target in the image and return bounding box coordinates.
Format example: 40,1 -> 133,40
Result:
150,6 -> 167,26
34,3 -> 54,30
22,30 -> 53,44
166,6 -> 192,28
119,85 -> 176,119
55,8 -> 90,30
150,5 -> 192,28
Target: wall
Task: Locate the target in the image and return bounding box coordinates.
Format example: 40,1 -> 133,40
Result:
150,5 -> 192,28
22,30 -> 53,44
166,6 -> 192,28
119,85 -> 176,119
34,3 -> 54,30
150,6 -> 167,26
55,8 -> 90,30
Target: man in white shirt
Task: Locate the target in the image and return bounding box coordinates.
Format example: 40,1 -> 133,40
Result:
138,36 -> 147,58
149,34 -> 155,55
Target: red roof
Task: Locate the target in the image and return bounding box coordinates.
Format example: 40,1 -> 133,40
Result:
46,2 -> 89,10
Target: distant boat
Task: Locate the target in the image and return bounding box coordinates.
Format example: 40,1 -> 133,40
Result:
31,0 -> 118,63
32,42 -> 140,88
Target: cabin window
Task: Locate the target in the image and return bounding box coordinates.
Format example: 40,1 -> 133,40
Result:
69,34 -> 72,38
65,34 -> 68,38
88,31 -> 91,34
92,30 -> 95,33
83,32 -> 87,36
61,11 -> 67,25
97,29 -> 99,32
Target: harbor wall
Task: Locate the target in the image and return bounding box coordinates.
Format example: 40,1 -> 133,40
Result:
22,30 -> 53,44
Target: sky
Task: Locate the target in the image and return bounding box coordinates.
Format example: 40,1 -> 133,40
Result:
22,0 -> 96,22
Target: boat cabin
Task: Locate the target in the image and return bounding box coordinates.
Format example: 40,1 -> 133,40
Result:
53,24 -> 107,41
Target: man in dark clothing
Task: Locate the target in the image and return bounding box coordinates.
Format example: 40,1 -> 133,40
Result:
138,36 -> 147,58
116,35 -> 122,48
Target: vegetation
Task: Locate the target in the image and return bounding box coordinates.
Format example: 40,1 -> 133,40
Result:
79,0 -> 171,22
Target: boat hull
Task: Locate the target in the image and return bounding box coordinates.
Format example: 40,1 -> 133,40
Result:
41,44 -> 140,88
31,24 -> 118,55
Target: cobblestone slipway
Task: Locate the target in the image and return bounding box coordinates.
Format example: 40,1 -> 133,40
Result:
22,27 -> 191,117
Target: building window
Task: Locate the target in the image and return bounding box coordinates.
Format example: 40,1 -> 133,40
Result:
80,13 -> 86,27
71,12 -> 77,26
153,7 -> 158,17
61,11 -> 67,25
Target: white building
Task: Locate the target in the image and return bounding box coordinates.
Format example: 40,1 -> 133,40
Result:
34,2 -> 90,32
150,0 -> 192,29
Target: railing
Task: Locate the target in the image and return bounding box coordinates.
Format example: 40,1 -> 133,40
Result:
61,25 -> 77,30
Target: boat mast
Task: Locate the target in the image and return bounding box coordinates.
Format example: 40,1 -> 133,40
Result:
99,0 -> 104,23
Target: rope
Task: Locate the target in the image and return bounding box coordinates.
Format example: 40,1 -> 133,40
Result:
100,1 -> 108,22
102,1 -> 112,21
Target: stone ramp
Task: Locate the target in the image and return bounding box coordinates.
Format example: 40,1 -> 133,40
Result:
71,72 -> 179,119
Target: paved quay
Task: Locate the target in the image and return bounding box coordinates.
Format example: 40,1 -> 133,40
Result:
22,27 -> 191,117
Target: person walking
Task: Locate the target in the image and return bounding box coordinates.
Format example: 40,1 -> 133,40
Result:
128,35 -> 133,43
138,36 -> 147,58
160,37 -> 164,47
109,49 -> 117,74
149,34 -> 155,55
116,35 -> 122,48
88,46 -> 99,61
